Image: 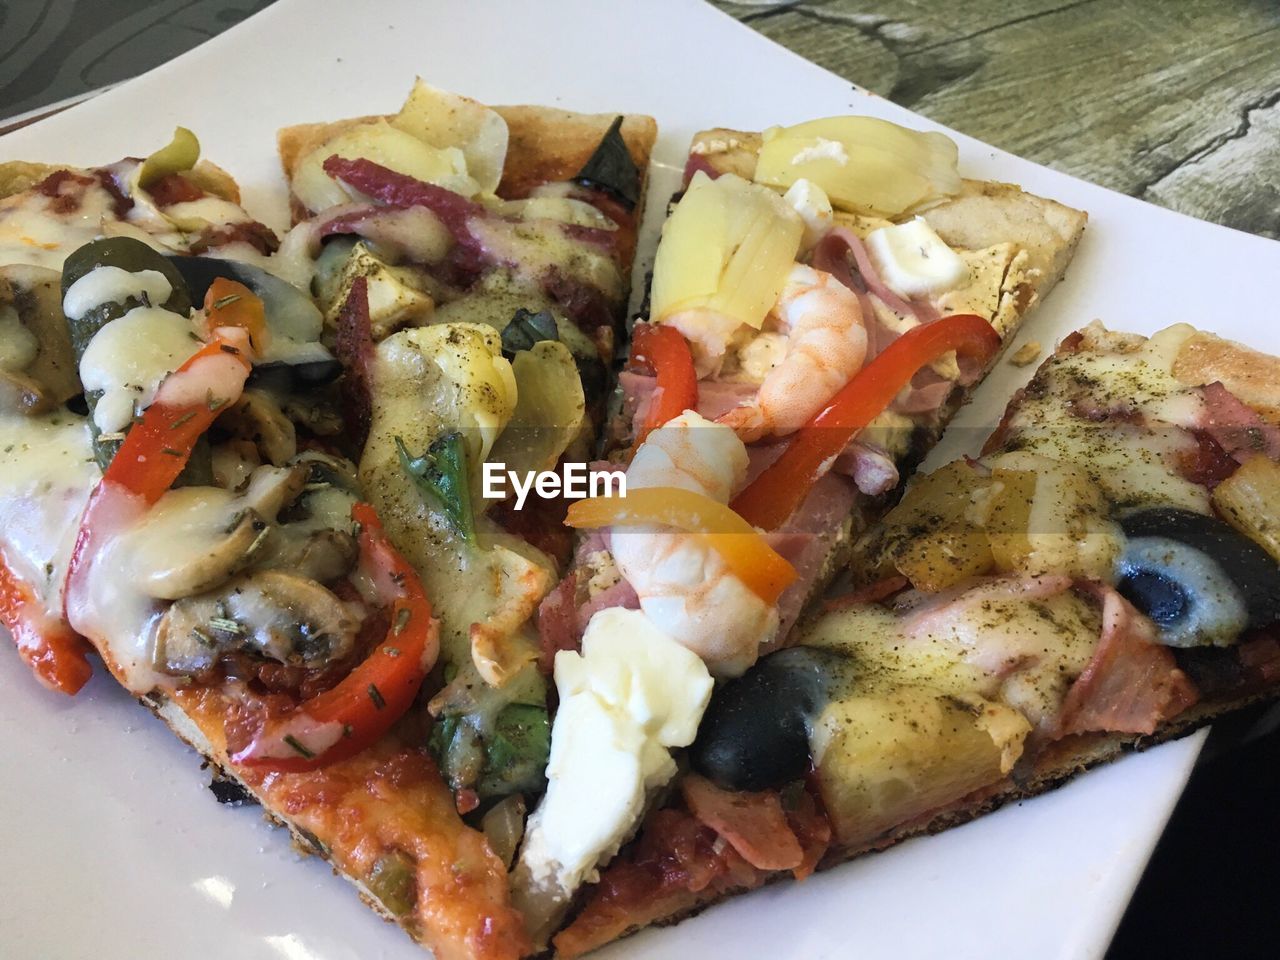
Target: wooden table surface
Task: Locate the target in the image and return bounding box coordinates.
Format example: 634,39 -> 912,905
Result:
1,2 -> 1277,957
718,0 -> 1280,239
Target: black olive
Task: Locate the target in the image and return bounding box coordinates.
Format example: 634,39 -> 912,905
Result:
1117,507 -> 1280,646
690,647 -> 839,792
572,115 -> 640,211
247,359 -> 344,393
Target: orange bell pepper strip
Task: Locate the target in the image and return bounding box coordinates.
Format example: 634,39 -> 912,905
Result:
1,550 -> 93,695
231,502 -> 440,772
732,314 -> 1002,530
629,323 -> 698,449
566,486 -> 797,605
201,277 -> 268,353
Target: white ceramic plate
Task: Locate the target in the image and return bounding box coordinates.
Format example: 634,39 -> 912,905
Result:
2,1 -> 1276,957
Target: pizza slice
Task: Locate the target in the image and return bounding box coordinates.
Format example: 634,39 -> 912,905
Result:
0,84 -> 656,960
513,117 -> 1085,944
552,320 -> 1280,956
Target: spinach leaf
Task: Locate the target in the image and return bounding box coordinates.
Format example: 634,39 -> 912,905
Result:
573,114 -> 640,211
396,432 -> 476,544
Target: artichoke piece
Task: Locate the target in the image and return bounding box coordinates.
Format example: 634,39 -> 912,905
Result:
649,172 -> 802,333
754,116 -> 961,218
487,340 -> 586,486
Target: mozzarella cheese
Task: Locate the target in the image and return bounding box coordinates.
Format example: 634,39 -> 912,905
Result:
62,265 -> 173,321
1003,323 -> 1212,513
0,176 -> 118,270
782,178 -> 834,250
517,607 -> 713,895
0,412 -> 98,611
865,217 -> 969,298
78,306 -> 200,434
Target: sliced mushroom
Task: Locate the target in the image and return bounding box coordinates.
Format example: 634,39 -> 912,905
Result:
155,570 -> 360,676
0,367 -> 52,415
252,461 -> 360,584
221,388 -> 297,466
125,487 -> 270,601
239,462 -> 308,520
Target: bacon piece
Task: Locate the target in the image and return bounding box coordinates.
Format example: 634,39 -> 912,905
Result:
1056,587 -> 1198,737
682,774 -> 804,871
147,172 -> 205,206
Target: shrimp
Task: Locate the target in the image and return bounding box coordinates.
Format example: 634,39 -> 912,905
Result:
718,263 -> 867,442
609,411 -> 778,677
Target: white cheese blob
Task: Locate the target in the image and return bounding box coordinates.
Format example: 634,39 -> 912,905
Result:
62,265 -> 173,321
865,217 -> 970,298
78,306 -> 200,434
0,305 -> 38,371
791,137 -> 848,166
782,178 -> 834,250
517,607 -> 713,896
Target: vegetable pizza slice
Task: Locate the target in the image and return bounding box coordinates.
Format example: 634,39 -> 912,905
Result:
0,82 -> 656,960
554,321 -> 1280,955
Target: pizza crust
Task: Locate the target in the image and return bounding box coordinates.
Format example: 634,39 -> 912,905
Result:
277,106 -> 657,219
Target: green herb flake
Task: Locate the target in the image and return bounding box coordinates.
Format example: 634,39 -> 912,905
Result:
212,294 -> 242,310
283,735 -> 315,759
168,409 -> 198,430
209,617 -> 243,636
500,307 -> 558,357
368,683 -> 387,710
392,607 -> 411,636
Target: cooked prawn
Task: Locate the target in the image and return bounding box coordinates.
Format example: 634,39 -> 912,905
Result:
609,411 -> 778,677
718,263 -> 867,442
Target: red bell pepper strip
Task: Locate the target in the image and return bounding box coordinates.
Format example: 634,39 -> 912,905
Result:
231,502 -> 440,772
1,551 -> 93,695
64,333 -> 253,631
732,314 -> 1002,530
629,322 -> 698,449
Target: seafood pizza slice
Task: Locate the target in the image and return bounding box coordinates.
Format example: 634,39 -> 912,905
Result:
510,115 -> 1086,950
553,320 -> 1280,955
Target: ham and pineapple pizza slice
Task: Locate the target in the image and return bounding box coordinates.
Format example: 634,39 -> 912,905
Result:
553,321 -> 1280,957
510,117 -> 1086,947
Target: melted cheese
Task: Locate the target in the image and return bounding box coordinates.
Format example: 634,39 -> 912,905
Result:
0,412 -> 98,612
0,176 -> 119,270
62,265 -> 173,320
1004,323 -> 1210,512
78,306 -> 200,434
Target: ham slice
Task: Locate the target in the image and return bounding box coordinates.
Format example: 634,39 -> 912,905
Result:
1056,586 -> 1198,737
1198,381 -> 1280,462
681,774 -> 803,872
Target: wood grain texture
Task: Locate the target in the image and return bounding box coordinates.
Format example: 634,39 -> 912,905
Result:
718,0 -> 1280,238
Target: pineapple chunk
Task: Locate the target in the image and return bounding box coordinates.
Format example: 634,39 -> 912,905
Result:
649,172 -> 802,335
753,116 -> 961,218
1212,456 -> 1280,563
857,459 -> 994,591
811,685 -> 1027,846
982,451 -> 1123,581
